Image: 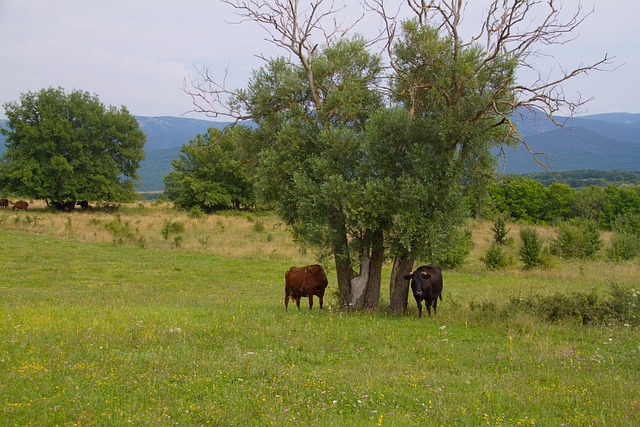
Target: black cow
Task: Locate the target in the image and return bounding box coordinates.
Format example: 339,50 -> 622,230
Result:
77,200 -> 89,210
0,198 -> 8,209
284,265 -> 329,310
403,264 -> 443,317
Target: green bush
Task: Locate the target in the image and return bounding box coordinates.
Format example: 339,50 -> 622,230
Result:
608,232 -> 639,261
504,284 -> 640,325
162,220 -> 186,241
491,215 -> 511,245
437,228 -> 473,269
104,214 -> 138,245
481,242 -> 510,270
551,219 -> 602,259
519,227 -> 543,268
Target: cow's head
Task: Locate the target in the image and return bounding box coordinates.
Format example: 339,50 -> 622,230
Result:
405,270 -> 430,296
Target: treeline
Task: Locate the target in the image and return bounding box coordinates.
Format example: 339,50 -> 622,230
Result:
521,170 -> 640,187
490,176 -> 640,230
487,177 -> 640,263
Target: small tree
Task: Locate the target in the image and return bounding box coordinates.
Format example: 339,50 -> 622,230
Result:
519,227 -> 544,269
491,215 -> 511,245
1,87 -> 146,206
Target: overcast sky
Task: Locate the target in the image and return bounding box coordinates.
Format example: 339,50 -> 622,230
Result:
1,0 -> 638,121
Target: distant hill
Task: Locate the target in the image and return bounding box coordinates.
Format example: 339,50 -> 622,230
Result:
2,110 -> 640,192
497,109 -> 640,174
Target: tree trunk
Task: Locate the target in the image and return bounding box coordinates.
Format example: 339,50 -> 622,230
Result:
388,254 -> 415,314
330,210 -> 352,309
364,228 -> 384,309
350,248 -> 370,309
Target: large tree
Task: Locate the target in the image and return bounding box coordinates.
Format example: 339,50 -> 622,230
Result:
184,0 -> 608,311
1,87 -> 146,207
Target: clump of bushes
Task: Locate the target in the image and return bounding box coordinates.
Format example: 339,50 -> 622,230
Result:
550,219 -> 602,259
471,284 -> 640,325
105,214 -> 139,246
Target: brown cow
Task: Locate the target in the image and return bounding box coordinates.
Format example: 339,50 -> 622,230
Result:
12,200 -> 29,211
284,264 -> 329,310
0,198 -> 8,209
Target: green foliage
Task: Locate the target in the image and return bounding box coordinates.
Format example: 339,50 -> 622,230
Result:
104,214 -> 139,246
607,212 -> 640,261
491,178 -> 548,222
491,215 -> 511,245
519,227 -> 544,268
599,185 -> 640,230
435,227 -> 473,269
481,242 -> 511,270
161,219 -> 185,241
164,126 -> 255,212
505,284 -> 640,325
551,219 -> 602,259
0,87 -> 145,204
252,220 -> 265,233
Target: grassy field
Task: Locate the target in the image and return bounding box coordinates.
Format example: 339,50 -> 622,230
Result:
1,202 -> 639,426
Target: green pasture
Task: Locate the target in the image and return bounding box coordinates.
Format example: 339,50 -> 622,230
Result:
1,229 -> 639,426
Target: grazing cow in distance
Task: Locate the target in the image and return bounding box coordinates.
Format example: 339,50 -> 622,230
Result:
0,198 -> 8,209
12,200 -> 29,211
403,264 -> 443,317
285,264 -> 329,310
77,200 -> 89,210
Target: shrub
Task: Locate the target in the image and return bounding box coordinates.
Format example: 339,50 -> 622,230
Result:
608,232 -> 639,261
550,219 -> 602,259
519,227 -> 543,268
504,284 -> 640,325
481,242 -> 510,270
104,214 -> 138,245
189,206 -> 207,218
437,228 -> 473,269
162,220 -> 185,241
491,215 -> 511,245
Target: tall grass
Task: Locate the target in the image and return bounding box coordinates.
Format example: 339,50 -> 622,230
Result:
1,203 -> 639,425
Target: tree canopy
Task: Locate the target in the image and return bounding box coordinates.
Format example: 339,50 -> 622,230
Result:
1,87 -> 146,207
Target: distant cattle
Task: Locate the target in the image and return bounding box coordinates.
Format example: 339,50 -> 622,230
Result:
284,264 -> 329,310
12,200 -> 29,211
77,200 -> 89,210
0,198 -> 8,209
403,264 -> 443,317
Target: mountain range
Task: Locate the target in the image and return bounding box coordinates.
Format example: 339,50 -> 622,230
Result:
2,110 -> 640,192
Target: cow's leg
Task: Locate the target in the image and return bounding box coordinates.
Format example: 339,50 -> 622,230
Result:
295,297 -> 301,310
285,294 -> 289,310
319,295 -> 324,309
415,297 -> 423,318
432,297 -> 438,315
308,294 -> 314,310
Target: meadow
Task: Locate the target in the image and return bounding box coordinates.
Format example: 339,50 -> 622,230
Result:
1,201 -> 639,426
